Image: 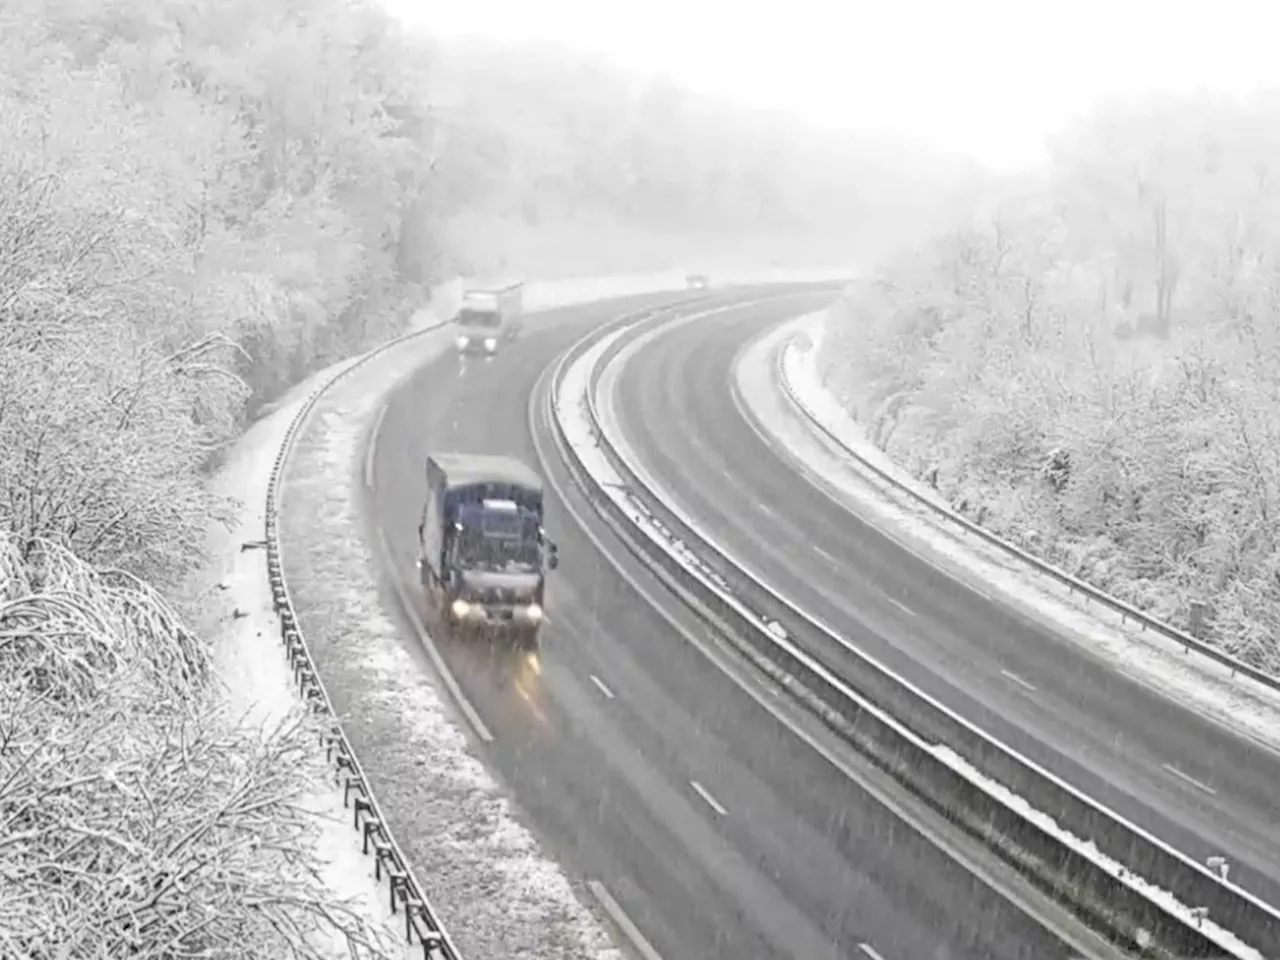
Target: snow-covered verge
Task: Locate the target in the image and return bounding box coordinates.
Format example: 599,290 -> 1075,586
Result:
187,365 -> 407,958
559,308 -> 1266,960
744,311 -> 1280,755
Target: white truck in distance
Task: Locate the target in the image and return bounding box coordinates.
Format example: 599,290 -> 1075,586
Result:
455,280 -> 524,356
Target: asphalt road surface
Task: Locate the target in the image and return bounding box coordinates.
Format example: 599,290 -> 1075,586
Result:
361,288 -> 1104,960
609,297 -> 1280,909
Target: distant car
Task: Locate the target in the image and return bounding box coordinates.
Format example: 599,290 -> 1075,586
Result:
686,273 -> 710,290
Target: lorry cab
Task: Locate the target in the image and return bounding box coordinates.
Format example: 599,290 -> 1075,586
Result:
418,453 -> 557,650
455,281 -> 524,356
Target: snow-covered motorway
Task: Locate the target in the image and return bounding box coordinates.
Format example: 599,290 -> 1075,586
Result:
609,294 -> 1280,913
361,287 -> 1108,960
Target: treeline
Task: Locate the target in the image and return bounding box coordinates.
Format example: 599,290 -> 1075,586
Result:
0,0 -> 960,579
819,93 -> 1280,670
424,37 -> 960,238
419,38 -> 966,278
1,1 -> 418,950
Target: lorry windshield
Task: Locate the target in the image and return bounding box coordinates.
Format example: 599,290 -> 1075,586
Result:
455,505 -> 540,572
456,529 -> 539,572
459,308 -> 501,329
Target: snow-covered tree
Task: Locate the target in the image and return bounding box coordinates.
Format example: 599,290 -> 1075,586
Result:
0,538 -> 396,959
821,94 -> 1280,669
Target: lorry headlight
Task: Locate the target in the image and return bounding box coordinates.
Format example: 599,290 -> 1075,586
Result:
455,335 -> 468,349
483,338 -> 496,352
451,598 -> 470,619
521,603 -> 543,622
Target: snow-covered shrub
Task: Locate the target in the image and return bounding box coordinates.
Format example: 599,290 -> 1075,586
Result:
0,536 -> 396,959
820,96 -> 1280,670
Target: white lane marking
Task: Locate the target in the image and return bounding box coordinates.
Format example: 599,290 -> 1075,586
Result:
379,530 -> 494,744
1000,669 -> 1037,692
589,674 -> 616,699
858,943 -> 887,960
364,402 -> 388,490
813,546 -> 915,618
886,596 -> 916,618
689,780 -> 727,817
1162,763 -> 1217,796
588,879 -> 666,960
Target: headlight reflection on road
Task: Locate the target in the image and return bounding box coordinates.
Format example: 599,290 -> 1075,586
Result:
513,676 -> 548,726
510,649 -> 547,724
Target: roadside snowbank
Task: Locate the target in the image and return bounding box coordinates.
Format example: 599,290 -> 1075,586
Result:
191,366 -> 405,958
739,311 -> 1280,754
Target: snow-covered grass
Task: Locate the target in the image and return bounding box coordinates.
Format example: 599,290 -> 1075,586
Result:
740,311 -> 1280,755
188,377 -> 406,958
557,304 -> 1266,960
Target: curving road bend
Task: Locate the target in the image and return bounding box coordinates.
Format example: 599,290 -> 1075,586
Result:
610,301 -> 1280,910
361,289 -> 1096,960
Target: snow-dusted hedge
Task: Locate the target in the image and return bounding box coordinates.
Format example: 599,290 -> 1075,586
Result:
0,537 -> 395,960
818,96 -> 1280,672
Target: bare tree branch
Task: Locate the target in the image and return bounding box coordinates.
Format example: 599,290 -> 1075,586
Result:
0,536 -> 397,960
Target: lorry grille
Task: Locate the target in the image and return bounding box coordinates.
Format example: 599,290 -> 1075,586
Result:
469,588 -> 533,619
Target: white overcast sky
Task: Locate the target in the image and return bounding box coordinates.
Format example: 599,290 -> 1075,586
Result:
380,0 -> 1280,172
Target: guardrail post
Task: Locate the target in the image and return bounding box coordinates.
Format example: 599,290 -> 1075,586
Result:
342,774 -> 365,808
353,795 -> 375,838
1189,600 -> 1207,641
416,929 -> 445,959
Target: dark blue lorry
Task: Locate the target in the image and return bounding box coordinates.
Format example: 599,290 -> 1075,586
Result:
418,452 -> 558,649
